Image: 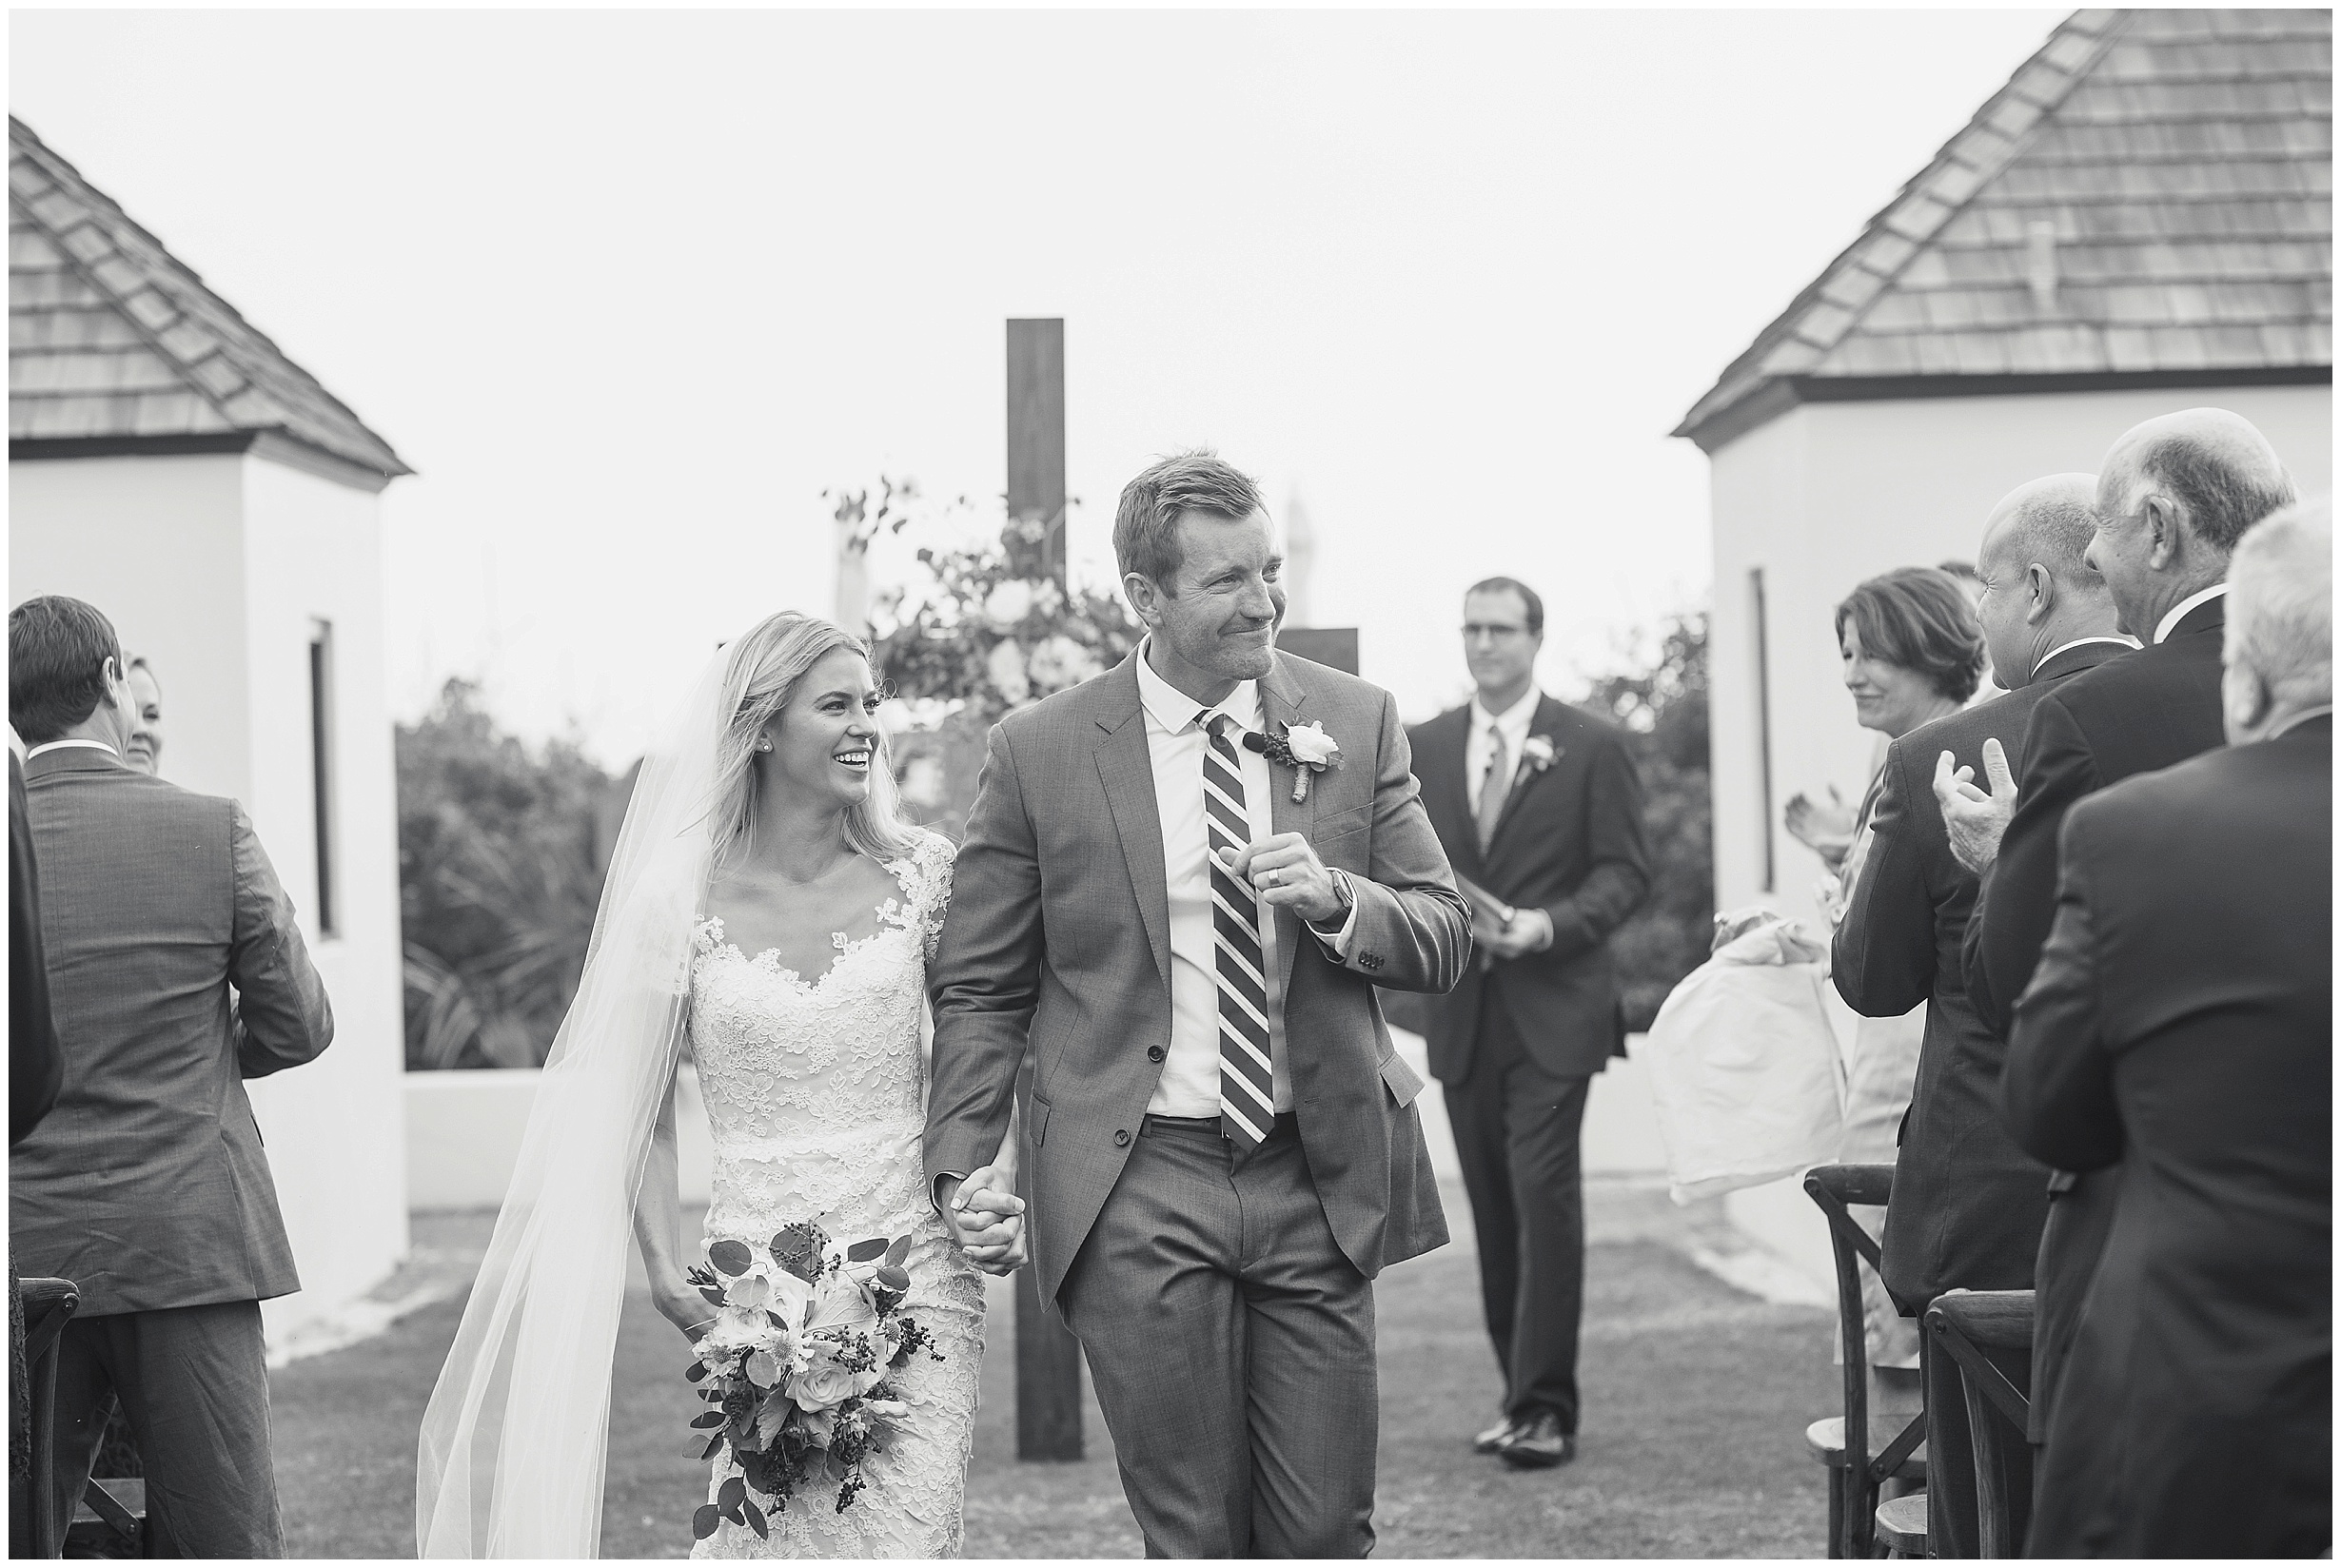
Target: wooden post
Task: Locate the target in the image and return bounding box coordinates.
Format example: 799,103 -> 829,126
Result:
1005,317 -> 1085,1461
1006,319 -> 1068,584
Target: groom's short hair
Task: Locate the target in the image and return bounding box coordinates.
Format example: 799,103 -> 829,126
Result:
1114,450 -> 1267,590
10,595 -> 123,747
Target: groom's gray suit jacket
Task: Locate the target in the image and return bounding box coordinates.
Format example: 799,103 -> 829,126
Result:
925,648 -> 1469,1304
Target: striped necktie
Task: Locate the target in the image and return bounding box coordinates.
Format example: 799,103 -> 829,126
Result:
1476,725 -> 1511,853
1202,712 -> 1273,1150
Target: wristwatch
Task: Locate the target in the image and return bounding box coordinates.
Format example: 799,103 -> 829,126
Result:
1308,868 -> 1356,934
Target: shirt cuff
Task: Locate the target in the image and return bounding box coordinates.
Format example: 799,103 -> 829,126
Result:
932,1172 -> 967,1215
1308,870 -> 1362,957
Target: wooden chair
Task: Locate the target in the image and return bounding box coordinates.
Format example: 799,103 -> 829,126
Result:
14,1276 -> 80,1558
1802,1164 -> 1927,1558
1925,1289 -> 2036,1558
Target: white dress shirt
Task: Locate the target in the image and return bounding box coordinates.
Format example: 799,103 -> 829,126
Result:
1465,684 -> 1542,816
24,738 -> 118,760
2154,582 -> 2229,645
1133,642 -> 1355,1119
2037,634 -> 2139,672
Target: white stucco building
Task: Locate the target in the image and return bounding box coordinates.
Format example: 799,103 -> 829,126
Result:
1672,9 -> 2331,1284
10,116 -> 414,1343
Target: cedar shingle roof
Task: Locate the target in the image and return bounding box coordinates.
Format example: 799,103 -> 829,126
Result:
9,115 -> 410,483
1675,9 -> 2332,451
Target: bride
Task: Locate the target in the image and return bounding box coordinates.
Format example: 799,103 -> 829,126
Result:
417,612 -> 1025,1558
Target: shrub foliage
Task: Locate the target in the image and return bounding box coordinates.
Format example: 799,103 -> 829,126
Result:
397,679 -> 611,1069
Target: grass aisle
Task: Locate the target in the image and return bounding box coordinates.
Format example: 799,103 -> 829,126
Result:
272,1182 -> 1832,1558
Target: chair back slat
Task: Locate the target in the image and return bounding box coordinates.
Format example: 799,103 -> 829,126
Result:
1930,1292 -> 2034,1429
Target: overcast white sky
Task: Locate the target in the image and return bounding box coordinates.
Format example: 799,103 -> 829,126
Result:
12,7 -> 2062,764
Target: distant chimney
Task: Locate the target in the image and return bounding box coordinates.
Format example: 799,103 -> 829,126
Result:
2025,221 -> 2059,313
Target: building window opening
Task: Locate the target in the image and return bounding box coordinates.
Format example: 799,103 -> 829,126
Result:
309,618 -> 338,937
1749,568 -> 1775,894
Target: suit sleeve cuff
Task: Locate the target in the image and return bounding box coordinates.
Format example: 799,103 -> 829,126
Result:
1308,870 -> 1362,956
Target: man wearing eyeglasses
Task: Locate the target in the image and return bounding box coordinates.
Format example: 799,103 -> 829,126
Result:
1408,577 -> 1650,1471
1939,407 -> 2299,1548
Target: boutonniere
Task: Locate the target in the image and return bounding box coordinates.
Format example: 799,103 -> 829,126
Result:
1521,735 -> 1561,774
1244,720 -> 1343,803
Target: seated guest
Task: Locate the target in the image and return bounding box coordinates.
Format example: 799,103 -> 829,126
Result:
2004,500 -> 2330,1558
9,596 -> 334,1558
1836,481 -> 2132,1557
123,656 -> 163,775
1797,567 -> 1985,1402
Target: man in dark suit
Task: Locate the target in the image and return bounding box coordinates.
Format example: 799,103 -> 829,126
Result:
2003,500 -> 2330,1557
1834,475 -> 2133,1556
1943,408 -> 2298,1468
9,596 -> 334,1558
1410,577 -> 1649,1469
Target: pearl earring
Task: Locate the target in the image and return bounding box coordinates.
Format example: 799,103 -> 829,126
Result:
756,737 -> 774,754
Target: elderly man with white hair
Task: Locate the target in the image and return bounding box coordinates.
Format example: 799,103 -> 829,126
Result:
2001,499 -> 2331,1558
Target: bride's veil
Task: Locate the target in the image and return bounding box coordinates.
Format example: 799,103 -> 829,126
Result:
416,649 -> 727,1558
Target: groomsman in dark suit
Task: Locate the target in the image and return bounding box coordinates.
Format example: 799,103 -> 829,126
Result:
1833,474 -> 2133,1557
2003,500 -> 2331,1558
1410,578 -> 1650,1469
1942,408 -> 2298,1463
10,596 -> 334,1558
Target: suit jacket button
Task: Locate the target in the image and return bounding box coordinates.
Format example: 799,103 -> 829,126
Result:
1146,1046 -> 1165,1062
1113,1128 -> 1131,1147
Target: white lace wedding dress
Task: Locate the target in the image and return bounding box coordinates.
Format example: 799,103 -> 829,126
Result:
685,830 -> 985,1559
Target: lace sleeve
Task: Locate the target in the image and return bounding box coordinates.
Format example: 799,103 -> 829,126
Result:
912,831 -> 957,966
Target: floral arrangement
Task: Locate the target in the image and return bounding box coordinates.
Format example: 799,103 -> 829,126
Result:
1242,719 -> 1343,802
682,1223 -> 939,1539
870,508 -> 1141,727
1521,735 -> 1561,774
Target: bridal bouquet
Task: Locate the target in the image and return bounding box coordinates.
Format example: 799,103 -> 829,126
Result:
682,1222 -> 938,1537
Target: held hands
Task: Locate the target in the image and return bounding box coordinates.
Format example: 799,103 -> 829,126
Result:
1784,784 -> 1859,867
1218,833 -> 1345,926
938,1166 -> 1029,1277
1934,737 -> 2019,876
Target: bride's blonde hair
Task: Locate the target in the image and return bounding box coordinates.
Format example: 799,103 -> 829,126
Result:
710,611 -> 917,873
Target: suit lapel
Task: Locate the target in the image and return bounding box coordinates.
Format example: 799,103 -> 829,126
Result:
1092,660 -> 1173,989
1258,654 -> 1314,994
1420,709 -> 1483,880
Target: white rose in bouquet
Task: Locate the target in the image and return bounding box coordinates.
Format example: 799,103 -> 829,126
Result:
982,578 -> 1036,629
1026,634 -> 1102,693
986,638 -> 1032,706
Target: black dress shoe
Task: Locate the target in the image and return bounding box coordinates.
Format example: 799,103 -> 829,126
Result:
1497,1412 -> 1577,1470
1472,1416 -> 1521,1455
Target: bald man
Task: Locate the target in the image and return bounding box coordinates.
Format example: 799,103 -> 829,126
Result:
1948,407 -> 2297,1490
1834,475 -> 2132,1557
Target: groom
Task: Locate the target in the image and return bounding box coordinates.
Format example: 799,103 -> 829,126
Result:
926,450 -> 1470,1557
